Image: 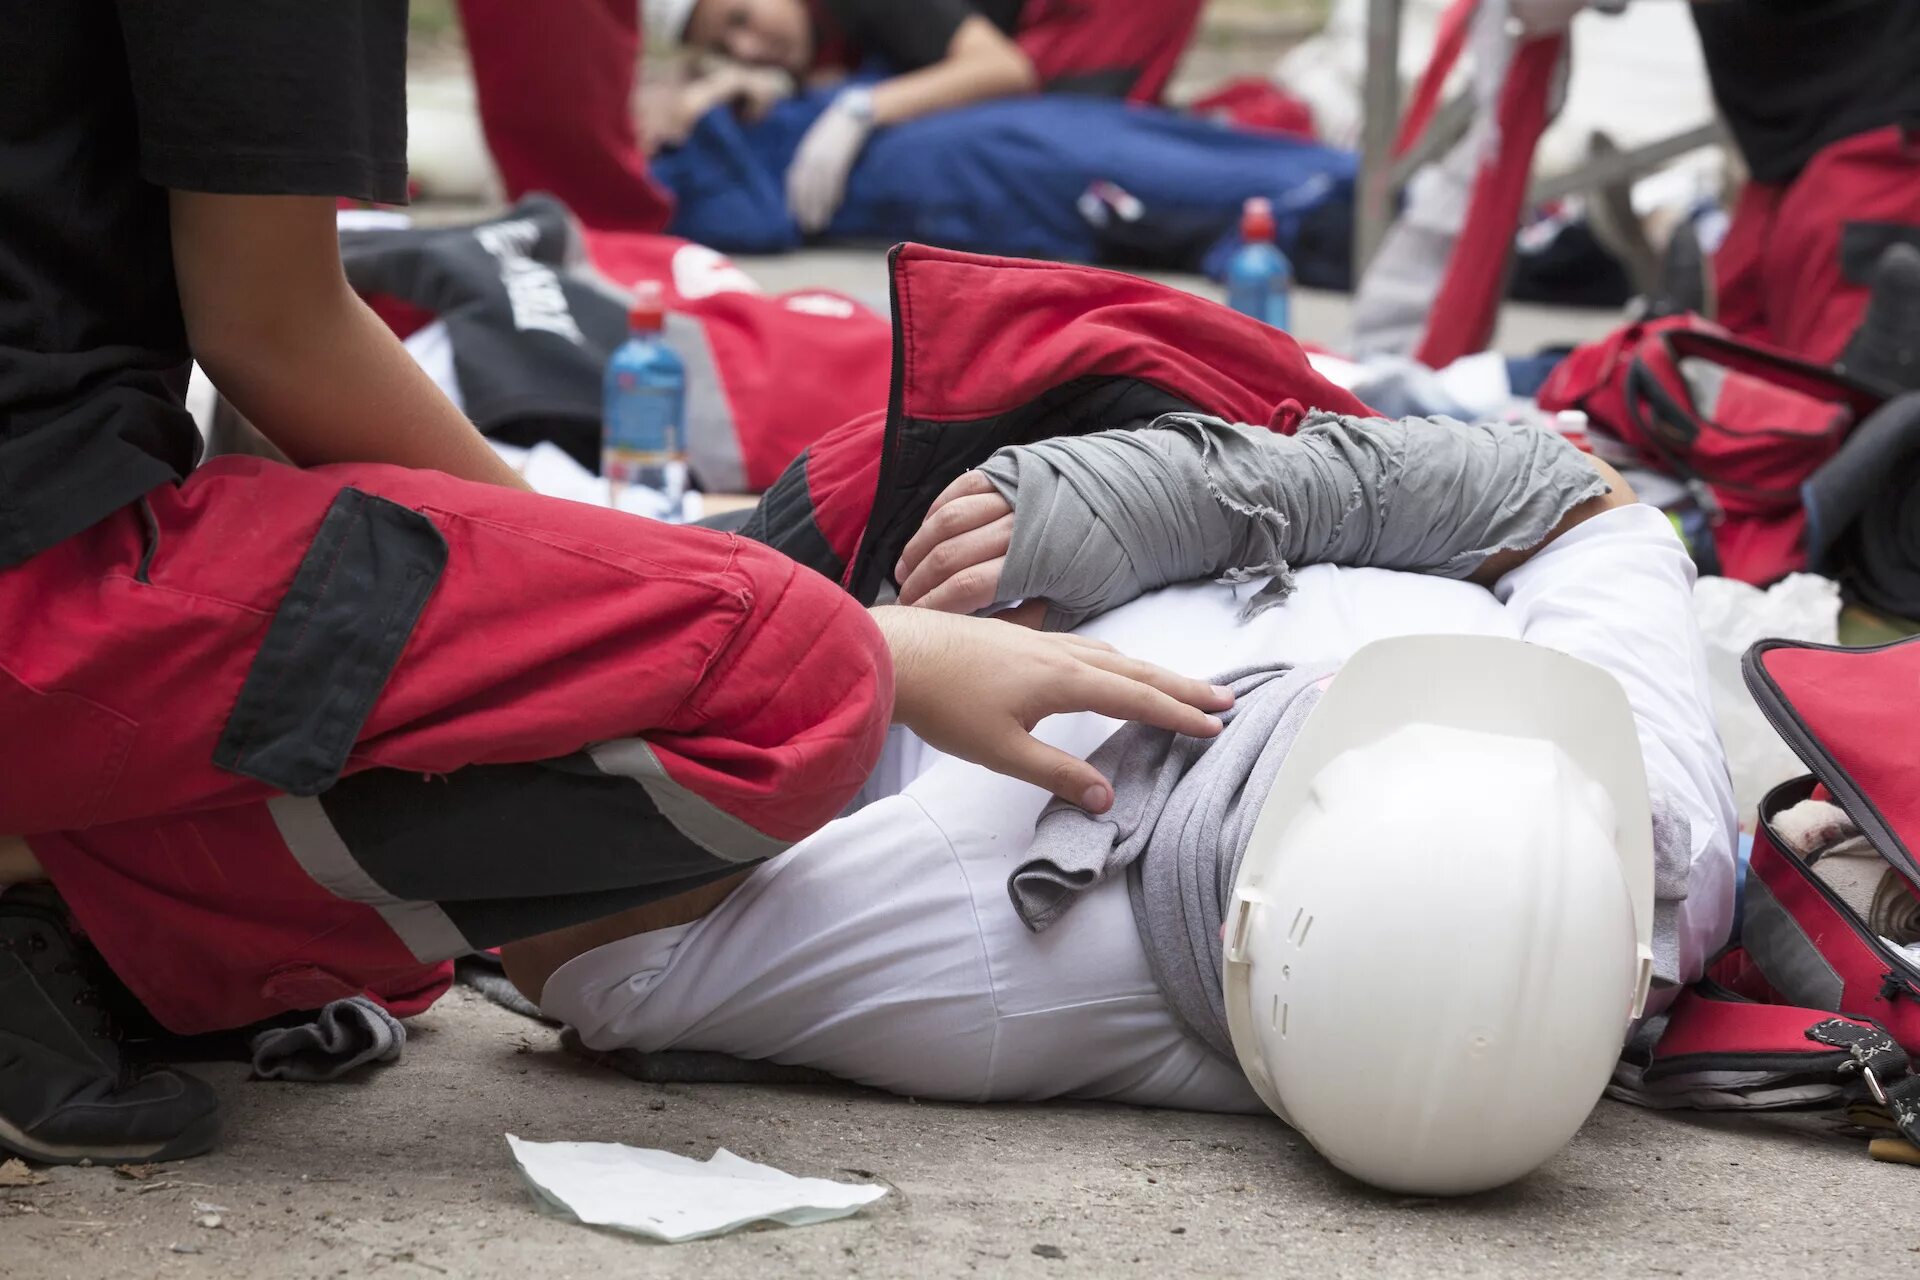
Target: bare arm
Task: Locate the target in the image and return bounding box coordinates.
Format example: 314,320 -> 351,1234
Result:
1468,456 -> 1636,585
170,192 -> 529,490
868,14 -> 1037,126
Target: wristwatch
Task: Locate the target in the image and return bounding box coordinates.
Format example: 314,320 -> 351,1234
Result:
836,86 -> 877,125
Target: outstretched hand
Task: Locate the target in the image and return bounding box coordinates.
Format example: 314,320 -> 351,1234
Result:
895,471 -> 1015,615
869,605 -> 1232,813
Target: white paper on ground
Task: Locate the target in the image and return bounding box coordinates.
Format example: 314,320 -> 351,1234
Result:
505,1134 -> 886,1243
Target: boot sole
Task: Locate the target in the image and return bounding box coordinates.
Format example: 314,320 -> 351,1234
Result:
0,1106 -> 220,1166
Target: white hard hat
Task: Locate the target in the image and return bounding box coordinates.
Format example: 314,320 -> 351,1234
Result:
640,0 -> 699,48
1223,635 -> 1655,1197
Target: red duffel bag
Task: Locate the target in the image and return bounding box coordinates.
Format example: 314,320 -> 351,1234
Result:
1538,315 -> 1885,583
1619,635 -> 1920,1161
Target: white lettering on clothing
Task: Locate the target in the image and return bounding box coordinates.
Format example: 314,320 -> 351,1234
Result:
475,220 -> 586,345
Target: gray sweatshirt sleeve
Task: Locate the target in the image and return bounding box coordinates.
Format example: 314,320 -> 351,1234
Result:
974,412 -> 1607,630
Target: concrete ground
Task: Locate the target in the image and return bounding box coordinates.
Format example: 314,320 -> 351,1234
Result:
4,986 -> 1915,1279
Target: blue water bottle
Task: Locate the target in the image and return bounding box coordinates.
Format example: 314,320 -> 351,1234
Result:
602,281 -> 688,519
1226,197 -> 1293,331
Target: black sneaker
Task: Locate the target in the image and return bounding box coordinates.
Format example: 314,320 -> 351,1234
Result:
1837,242 -> 1920,395
0,886 -> 220,1165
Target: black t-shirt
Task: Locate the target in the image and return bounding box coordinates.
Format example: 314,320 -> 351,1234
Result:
0,1 -> 410,570
1691,0 -> 1920,185
815,0 -> 1026,74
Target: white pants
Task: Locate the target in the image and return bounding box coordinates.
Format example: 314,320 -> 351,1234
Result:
543,506 -> 1736,1111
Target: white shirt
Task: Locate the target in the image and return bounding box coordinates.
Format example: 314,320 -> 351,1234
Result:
542,505 -> 1736,1112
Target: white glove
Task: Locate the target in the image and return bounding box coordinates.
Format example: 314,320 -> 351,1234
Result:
786,88 -> 876,235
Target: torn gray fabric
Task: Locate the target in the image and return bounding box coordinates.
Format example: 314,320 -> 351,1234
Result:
1010,665 -> 1330,1062
250,996 -> 405,1083
976,412 -> 1607,631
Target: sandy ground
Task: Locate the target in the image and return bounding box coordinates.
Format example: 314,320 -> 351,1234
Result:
4,985 -> 1916,1279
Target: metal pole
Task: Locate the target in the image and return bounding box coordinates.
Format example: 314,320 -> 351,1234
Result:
1528,122 -> 1728,206
1355,0 -> 1404,280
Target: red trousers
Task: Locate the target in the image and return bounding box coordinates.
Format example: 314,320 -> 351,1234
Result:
6,460 -> 889,1033
1715,125 -> 1920,365
1015,0 -> 1207,104
458,0 -> 675,232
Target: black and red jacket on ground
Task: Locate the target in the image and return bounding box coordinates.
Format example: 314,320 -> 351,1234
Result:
344,196 -> 894,493
742,243 -> 1374,597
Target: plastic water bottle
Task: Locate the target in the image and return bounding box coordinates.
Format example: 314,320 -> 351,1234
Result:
1226,197 -> 1293,331
602,281 -> 687,518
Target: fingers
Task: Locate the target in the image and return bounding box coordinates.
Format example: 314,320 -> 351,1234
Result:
897,511 -> 1012,606
927,469 -> 999,518
1074,647 -> 1237,715
996,733 -> 1118,813
896,474 -> 1004,581
906,558 -> 1008,616
1053,664 -> 1229,740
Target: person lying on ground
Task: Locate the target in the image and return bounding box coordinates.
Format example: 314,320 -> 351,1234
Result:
642,0 -> 1206,230
0,0 -> 1227,1169
504,412 -> 1738,1192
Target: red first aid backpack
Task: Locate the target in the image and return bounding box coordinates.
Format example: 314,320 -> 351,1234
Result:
1538,316 -> 1885,584
1628,635 -> 1920,1152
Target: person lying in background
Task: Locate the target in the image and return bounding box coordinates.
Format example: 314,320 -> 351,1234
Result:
503,412 -> 1738,1195
642,0 -> 1207,230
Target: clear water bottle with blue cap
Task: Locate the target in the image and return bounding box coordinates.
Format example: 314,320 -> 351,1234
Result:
603,281 -> 687,519
1226,197 -> 1293,331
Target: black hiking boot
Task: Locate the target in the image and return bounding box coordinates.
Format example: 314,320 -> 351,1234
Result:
0,886 -> 220,1165
1837,242 -> 1920,395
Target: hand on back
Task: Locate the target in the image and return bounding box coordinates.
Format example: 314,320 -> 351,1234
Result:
870,606 -> 1231,814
